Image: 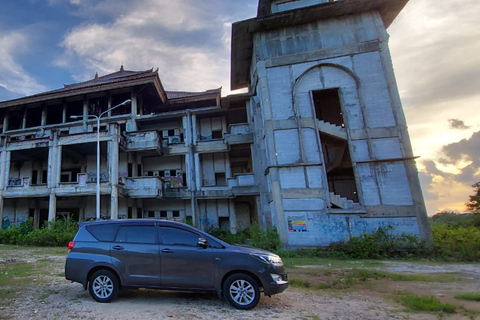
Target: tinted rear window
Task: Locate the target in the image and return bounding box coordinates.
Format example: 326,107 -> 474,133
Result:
115,226 -> 157,244
86,224 -> 119,242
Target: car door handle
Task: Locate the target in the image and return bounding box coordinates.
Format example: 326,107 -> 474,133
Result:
161,248 -> 174,254
112,245 -> 125,251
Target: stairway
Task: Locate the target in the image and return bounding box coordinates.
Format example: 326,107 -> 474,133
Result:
329,192 -> 362,209
318,120 -> 347,140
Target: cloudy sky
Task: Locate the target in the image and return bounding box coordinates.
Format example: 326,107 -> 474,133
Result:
0,0 -> 478,215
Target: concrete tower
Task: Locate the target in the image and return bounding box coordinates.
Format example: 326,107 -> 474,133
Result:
231,0 -> 431,247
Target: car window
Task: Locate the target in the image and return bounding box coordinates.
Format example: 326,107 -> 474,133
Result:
86,224 -> 118,242
114,226 -> 157,244
159,227 -> 200,247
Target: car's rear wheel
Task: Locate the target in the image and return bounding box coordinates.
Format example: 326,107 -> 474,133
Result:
88,270 -> 119,303
223,273 -> 260,310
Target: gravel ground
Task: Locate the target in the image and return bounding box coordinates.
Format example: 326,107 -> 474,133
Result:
2,253 -> 480,320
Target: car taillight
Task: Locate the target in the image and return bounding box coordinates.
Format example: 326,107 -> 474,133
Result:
68,241 -> 75,251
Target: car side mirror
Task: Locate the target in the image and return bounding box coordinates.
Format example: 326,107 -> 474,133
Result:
198,237 -> 208,248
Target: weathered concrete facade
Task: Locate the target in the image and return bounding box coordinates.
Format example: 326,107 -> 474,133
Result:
0,0 -> 431,247
231,0 -> 431,246
0,68 -> 257,233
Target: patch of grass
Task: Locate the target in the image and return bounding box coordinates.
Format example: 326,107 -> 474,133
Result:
282,257 -> 383,269
349,269 -> 388,281
0,288 -> 16,307
289,278 -> 311,288
395,292 -> 456,314
455,293 -> 480,301
0,261 -> 33,286
316,283 -> 331,289
389,272 -> 457,282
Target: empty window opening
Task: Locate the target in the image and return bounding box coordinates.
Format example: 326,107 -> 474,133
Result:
7,110 -> 23,130
160,211 -> 167,218
212,130 -> 223,139
60,168 -> 81,183
31,170 -> 38,185
46,103 -> 64,125
66,100 -> 83,123
111,93 -> 131,116
88,96 -> 108,116
229,144 -> 253,174
215,173 -> 227,186
26,107 -> 42,128
42,170 -> 48,184
313,88 -> 344,127
321,133 -> 359,205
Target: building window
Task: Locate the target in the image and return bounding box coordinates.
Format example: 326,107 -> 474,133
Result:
215,173 -> 227,186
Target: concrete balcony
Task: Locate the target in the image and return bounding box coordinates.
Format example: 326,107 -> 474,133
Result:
196,139 -> 229,153
225,123 -> 253,145
122,177 -> 163,198
56,180 -> 111,196
124,131 -> 162,153
163,187 -> 192,199
4,182 -> 50,198
6,133 -> 51,151
227,173 -> 259,195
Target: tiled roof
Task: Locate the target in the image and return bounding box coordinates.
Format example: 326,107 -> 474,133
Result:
61,66 -> 158,91
166,88 -> 221,100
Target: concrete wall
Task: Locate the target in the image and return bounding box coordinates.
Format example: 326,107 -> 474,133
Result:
250,9 -> 430,247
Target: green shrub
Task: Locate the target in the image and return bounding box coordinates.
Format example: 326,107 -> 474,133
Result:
0,226 -> 20,245
0,217 -> 78,247
209,224 -> 281,252
431,224 -> 480,261
324,226 -> 429,259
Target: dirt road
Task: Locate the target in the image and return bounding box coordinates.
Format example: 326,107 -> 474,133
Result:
2,251 -> 480,320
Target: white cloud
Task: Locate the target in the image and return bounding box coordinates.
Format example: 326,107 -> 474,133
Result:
55,0 -> 256,94
388,0 -> 480,215
0,31 -> 46,97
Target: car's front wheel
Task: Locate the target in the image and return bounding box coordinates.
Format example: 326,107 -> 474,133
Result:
223,273 -> 260,310
88,270 -> 119,303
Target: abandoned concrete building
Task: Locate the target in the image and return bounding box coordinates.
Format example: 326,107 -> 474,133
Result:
0,0 -> 431,247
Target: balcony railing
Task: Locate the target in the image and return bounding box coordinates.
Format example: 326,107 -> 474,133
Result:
124,131 -> 162,153
123,177 -> 163,198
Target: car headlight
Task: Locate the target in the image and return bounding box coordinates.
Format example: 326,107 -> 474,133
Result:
253,254 -> 283,265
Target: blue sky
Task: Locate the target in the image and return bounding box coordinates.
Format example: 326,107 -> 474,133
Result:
1,0 -> 479,215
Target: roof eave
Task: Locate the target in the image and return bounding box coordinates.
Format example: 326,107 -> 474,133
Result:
0,74 -> 164,108
231,0 -> 409,90
167,91 -> 221,105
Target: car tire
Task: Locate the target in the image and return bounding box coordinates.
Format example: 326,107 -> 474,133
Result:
223,273 -> 260,310
88,270 -> 119,303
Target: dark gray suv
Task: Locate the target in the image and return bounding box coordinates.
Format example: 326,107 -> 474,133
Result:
65,219 -> 288,310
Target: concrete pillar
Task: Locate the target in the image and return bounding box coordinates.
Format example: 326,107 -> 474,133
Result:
41,103 -> 47,126
3,113 -> 8,133
0,145 -> 8,223
271,179 -> 288,244
228,200 -> 237,234
47,132 -> 60,221
48,193 -> 56,222
128,93 -> 138,132
109,124 -> 119,219
82,97 -> 88,131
